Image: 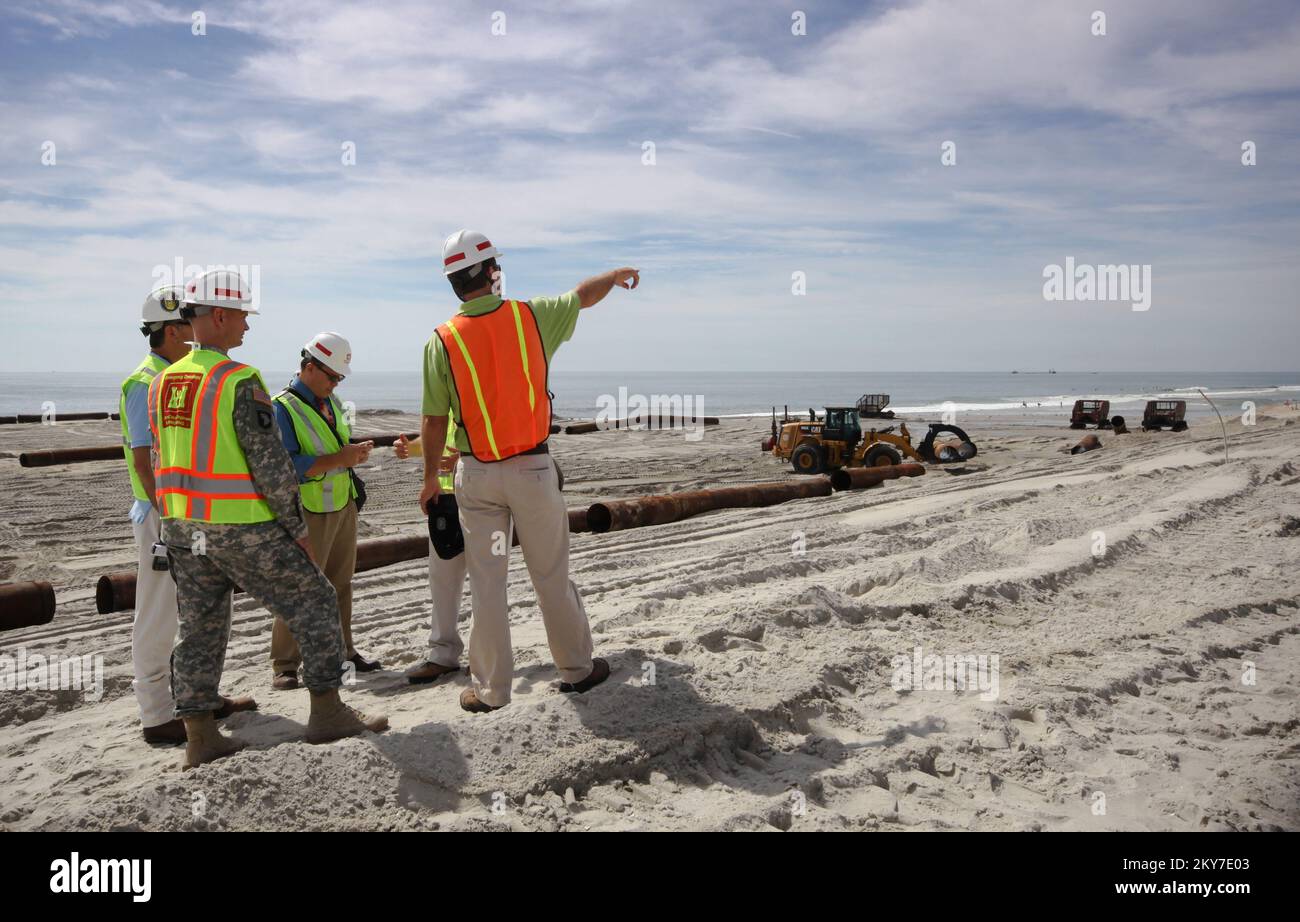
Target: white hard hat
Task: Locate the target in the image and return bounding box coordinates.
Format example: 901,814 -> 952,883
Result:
184,268 -> 257,313
141,284 -> 186,327
441,229 -> 501,276
303,331 -> 352,377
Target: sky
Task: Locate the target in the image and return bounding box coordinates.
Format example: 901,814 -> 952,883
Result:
1,0 -> 1298,374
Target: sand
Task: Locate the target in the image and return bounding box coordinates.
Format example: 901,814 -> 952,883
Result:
1,403 -> 1297,831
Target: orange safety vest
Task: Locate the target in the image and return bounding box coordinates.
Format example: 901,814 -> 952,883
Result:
435,300 -> 551,462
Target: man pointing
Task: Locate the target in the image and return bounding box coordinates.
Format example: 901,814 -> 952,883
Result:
419,229 -> 639,712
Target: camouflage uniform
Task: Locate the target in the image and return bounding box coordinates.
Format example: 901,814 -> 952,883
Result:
161,361 -> 345,718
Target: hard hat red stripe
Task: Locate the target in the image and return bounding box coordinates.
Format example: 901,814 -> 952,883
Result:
315,342 -> 333,356
444,252 -> 467,266
476,241 -> 492,251
213,288 -> 244,298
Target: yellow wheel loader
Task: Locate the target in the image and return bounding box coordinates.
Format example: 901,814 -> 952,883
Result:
767,406 -> 976,475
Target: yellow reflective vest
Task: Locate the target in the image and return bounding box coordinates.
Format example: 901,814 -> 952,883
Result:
120,353 -> 168,502
149,348 -> 274,523
273,388 -> 355,514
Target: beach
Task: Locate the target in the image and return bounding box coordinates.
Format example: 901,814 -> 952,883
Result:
1,404 -> 1297,831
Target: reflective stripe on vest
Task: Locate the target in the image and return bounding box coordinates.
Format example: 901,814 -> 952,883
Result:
436,300 -> 550,463
120,353 -> 168,502
150,349 -> 274,523
274,389 -> 353,513
438,420 -> 457,493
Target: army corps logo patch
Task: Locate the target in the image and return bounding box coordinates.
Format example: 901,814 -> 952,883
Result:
160,373 -> 203,428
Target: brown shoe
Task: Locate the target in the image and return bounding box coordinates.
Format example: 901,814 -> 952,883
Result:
559,658 -> 611,694
142,718 -> 187,745
459,688 -> 504,713
406,660 -> 461,685
348,652 -> 382,673
213,695 -> 258,719
272,671 -> 299,690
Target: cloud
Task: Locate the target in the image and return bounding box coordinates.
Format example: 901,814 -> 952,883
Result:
0,0 -> 1297,374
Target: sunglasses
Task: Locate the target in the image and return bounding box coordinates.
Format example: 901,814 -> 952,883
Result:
312,359 -> 345,384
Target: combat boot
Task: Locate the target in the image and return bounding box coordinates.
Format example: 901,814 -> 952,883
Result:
306,689 -> 389,744
181,714 -> 246,771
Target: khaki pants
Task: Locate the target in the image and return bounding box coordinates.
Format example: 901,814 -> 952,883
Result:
456,453 -> 593,707
271,500 -> 357,673
427,538 -> 469,667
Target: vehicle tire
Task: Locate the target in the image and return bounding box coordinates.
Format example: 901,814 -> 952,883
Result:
863,444 -> 902,467
791,444 -> 824,475
1172,420 -> 1188,432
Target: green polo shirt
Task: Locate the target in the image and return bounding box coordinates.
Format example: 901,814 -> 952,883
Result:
423,291 -> 580,453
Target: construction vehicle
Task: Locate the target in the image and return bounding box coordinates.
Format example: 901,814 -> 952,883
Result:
1069,399 -> 1112,429
1141,400 -> 1188,432
856,394 -> 895,419
769,406 -> 976,474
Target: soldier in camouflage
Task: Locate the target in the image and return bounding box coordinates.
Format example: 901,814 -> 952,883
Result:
156,269 -> 387,770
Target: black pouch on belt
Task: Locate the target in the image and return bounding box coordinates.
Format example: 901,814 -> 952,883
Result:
349,469 -> 367,513
428,493 -> 464,560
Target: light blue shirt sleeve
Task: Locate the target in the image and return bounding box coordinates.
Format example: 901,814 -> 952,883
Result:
273,391 -> 318,482
124,381 -> 152,448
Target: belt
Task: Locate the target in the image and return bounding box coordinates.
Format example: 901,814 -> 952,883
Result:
518,442 -> 549,456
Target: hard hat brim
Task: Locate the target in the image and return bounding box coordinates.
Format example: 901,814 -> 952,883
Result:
184,300 -> 259,314
313,354 -> 352,377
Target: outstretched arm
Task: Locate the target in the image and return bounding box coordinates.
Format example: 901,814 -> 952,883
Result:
575,268 -> 640,309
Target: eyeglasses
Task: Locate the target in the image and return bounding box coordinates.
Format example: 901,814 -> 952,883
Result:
312,360 -> 344,384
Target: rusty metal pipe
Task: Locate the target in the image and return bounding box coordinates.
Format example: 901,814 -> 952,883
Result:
565,416 -> 719,435
352,432 -> 419,448
19,446 -> 124,467
830,468 -> 887,491
20,432 -> 419,466
354,535 -> 427,573
10,411 -> 115,424
94,506 -> 594,613
586,478 -> 832,534
831,462 -> 925,491
567,507 -> 590,534
95,572 -> 135,615
355,427 -> 560,446
94,538 -> 426,613
0,581 -> 57,631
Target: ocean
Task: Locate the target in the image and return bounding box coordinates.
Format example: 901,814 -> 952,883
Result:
1,371 -> 1297,421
